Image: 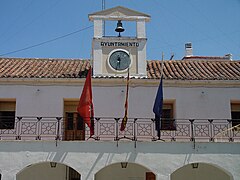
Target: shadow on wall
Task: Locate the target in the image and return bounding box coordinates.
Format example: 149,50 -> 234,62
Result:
95,162 -> 156,180
16,162 -> 81,180
171,162 -> 233,180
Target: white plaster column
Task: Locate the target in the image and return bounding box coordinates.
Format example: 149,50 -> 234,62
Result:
137,40 -> 147,76
136,20 -> 146,38
93,41 -> 102,76
93,19 -> 103,38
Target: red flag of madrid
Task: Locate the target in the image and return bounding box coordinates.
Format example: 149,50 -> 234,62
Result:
77,67 -> 94,136
120,68 -> 130,131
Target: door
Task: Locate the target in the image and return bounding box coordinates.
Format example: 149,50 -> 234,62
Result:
64,112 -> 85,140
69,167 -> 81,180
146,172 -> 155,180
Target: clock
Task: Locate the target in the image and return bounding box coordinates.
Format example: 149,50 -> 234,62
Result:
108,49 -> 131,71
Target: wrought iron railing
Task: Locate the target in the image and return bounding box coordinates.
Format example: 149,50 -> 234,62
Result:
0,117 -> 239,142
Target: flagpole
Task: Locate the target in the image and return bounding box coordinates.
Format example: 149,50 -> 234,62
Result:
161,52 -> 164,78
90,49 -> 93,70
152,53 -> 165,141
120,68 -> 130,132
158,52 -> 164,141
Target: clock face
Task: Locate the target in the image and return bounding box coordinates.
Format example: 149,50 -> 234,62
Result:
109,50 -> 131,71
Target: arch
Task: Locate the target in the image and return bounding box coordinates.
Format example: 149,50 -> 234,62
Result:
16,161 -> 81,180
95,162 -> 156,180
171,162 -> 233,180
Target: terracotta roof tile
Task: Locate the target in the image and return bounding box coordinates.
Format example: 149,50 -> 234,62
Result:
0,57 -> 239,80
182,56 -> 231,61
0,58 -> 90,78
147,60 -> 240,80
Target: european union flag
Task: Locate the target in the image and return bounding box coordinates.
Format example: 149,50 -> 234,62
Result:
153,76 -> 163,138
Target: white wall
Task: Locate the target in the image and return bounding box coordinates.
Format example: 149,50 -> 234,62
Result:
0,82 -> 239,180
95,162 -> 150,180
171,163 -> 233,180
0,141 -> 239,180
0,84 -> 239,119
17,162 -> 67,180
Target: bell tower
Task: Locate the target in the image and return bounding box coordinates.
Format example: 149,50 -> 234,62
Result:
89,6 -> 150,76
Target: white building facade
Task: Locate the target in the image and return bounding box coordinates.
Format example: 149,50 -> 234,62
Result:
0,6 -> 240,180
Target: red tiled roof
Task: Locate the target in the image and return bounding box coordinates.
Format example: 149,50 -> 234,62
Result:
148,60 -> 240,80
0,58 -> 90,78
182,56 -> 231,61
0,57 -> 239,80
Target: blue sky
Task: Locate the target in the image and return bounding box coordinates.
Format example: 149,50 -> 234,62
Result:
0,0 -> 239,60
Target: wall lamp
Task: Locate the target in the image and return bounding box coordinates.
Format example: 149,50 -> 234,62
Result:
191,163 -> 199,169
50,162 -> 57,168
121,162 -> 128,168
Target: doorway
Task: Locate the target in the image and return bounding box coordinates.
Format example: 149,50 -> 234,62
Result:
95,162 -> 156,180
171,163 -> 233,180
64,112 -> 85,140
64,100 -> 85,141
17,162 -> 81,180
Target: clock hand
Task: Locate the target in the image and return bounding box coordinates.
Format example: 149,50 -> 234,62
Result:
116,56 -> 121,70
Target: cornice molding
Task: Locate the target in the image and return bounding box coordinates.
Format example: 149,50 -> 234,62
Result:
0,78 -> 240,88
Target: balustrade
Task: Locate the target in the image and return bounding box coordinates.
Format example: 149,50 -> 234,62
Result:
0,116 -> 239,142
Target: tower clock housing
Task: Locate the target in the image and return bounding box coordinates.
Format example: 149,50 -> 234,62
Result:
89,6 -> 150,76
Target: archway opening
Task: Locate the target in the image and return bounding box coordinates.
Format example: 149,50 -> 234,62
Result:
171,162 -> 233,180
95,162 -> 156,180
16,162 -> 81,180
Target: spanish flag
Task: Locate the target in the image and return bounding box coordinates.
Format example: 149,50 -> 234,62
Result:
120,69 -> 130,131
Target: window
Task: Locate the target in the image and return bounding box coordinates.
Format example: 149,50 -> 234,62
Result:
64,100 -> 85,140
161,102 -> 176,130
68,167 -> 81,180
231,102 -> 240,130
65,112 -> 84,131
0,100 -> 16,129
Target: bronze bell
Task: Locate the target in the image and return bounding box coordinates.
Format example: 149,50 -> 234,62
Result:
115,20 -> 125,37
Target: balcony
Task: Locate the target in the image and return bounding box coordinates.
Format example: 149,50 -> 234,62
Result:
0,116 -> 239,142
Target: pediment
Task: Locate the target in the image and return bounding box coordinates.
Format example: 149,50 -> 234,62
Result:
89,6 -> 150,21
